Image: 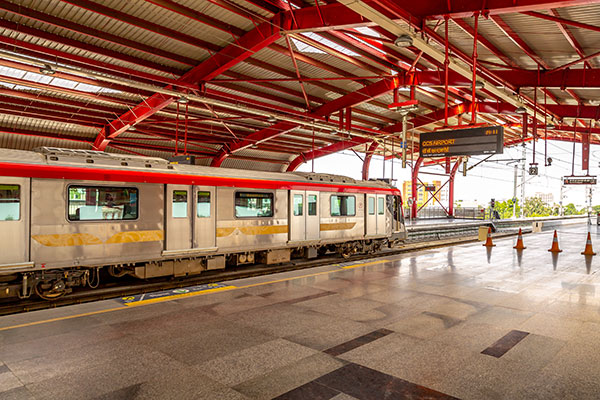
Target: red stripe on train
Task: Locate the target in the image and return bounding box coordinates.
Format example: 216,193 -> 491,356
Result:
0,162 -> 401,195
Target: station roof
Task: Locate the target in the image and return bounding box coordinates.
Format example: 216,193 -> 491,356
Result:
0,0 -> 599,172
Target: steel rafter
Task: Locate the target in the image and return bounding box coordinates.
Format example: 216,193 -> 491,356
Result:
286,103 -> 468,171
93,14 -> 292,150
408,69 -> 600,89
490,15 -> 550,69
210,77 -> 400,166
400,0 -> 600,20
549,9 -> 593,68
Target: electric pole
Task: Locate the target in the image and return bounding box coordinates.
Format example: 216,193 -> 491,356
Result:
520,145 -> 526,218
559,183 -> 564,216
512,164 -> 518,219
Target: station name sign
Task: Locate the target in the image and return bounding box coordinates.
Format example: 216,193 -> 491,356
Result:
419,126 -> 504,158
563,176 -> 597,185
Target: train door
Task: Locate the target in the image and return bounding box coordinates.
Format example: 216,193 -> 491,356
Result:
366,194 -> 377,236
193,186 -> 216,250
0,177 -> 29,265
376,195 -> 386,235
306,191 -> 319,241
166,184 -> 192,251
289,190 -> 305,242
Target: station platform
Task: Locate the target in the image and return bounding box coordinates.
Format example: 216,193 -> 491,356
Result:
2,223 -> 600,399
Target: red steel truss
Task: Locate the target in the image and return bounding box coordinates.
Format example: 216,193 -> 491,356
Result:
0,0 -> 597,173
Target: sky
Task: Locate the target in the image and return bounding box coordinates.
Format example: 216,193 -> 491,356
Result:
298,140 -> 600,208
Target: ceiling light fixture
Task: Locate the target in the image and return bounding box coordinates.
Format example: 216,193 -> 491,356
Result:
546,124 -> 556,130
394,34 -> 413,48
176,96 -> 189,104
475,81 -> 485,90
267,116 -> 277,123
514,106 -> 527,114
39,64 -> 55,75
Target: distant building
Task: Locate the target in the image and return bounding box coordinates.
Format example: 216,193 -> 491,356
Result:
535,192 -> 554,204
402,180 -> 449,207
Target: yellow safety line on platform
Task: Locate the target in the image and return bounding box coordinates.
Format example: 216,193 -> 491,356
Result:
123,285 -> 236,307
341,260 -> 390,269
0,258 -> 392,332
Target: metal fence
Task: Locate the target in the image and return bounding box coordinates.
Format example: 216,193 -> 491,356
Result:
403,206 -> 486,220
454,207 -> 486,220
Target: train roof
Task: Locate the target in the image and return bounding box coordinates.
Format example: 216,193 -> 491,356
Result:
0,147 -> 399,193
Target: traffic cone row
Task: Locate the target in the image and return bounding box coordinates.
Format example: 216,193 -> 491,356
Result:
485,228 -> 596,257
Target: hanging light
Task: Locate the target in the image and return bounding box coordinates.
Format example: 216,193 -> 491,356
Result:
546,123 -> 556,130
176,96 -> 189,104
475,81 -> 485,90
39,64 -> 55,75
128,125 -> 137,131
397,104 -> 418,114
267,116 -> 277,123
514,106 -> 527,114
394,34 -> 413,48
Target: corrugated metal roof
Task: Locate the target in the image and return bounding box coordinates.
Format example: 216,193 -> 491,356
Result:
0,131 -> 90,150
0,0 -> 596,168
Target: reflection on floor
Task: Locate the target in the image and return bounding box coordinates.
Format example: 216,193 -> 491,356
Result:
2,224 -> 600,399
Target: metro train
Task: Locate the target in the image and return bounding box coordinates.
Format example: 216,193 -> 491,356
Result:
0,147 -> 406,300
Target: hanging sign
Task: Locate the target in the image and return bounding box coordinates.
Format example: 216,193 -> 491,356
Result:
563,176 -> 597,185
419,126 -> 504,157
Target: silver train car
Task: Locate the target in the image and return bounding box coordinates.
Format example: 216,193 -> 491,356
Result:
0,147 -> 406,300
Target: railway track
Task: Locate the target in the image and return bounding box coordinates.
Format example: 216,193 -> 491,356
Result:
0,230 -> 522,316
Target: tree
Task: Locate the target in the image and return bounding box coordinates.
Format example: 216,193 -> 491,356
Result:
564,203 -> 581,216
523,197 -> 553,217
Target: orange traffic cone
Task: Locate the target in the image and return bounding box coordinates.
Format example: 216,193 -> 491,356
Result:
548,230 -> 563,253
581,232 -> 597,256
483,227 -> 495,247
514,228 -> 526,250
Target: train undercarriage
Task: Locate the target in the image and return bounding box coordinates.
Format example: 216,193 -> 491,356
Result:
1,238 -> 392,300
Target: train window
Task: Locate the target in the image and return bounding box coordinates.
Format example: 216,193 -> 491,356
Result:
330,195 -> 355,217
68,186 -> 138,221
235,192 -> 273,218
197,191 -> 210,218
293,194 -> 303,216
368,197 -> 375,215
172,190 -> 188,218
378,197 -> 385,215
308,195 -> 317,216
0,184 -> 20,221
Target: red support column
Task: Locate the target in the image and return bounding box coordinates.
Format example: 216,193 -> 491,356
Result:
411,157 -> 423,219
448,158 -> 462,217
362,141 -> 378,180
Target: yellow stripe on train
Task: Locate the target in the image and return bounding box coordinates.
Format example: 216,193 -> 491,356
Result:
32,233 -> 103,247
320,222 -> 356,231
32,230 -> 164,247
216,225 -> 288,237
105,230 -> 164,244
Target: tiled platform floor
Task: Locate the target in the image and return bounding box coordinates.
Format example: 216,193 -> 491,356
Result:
2,224 -> 600,399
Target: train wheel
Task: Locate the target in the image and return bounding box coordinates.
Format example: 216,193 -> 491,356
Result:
341,248 -> 352,259
34,280 -> 67,300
